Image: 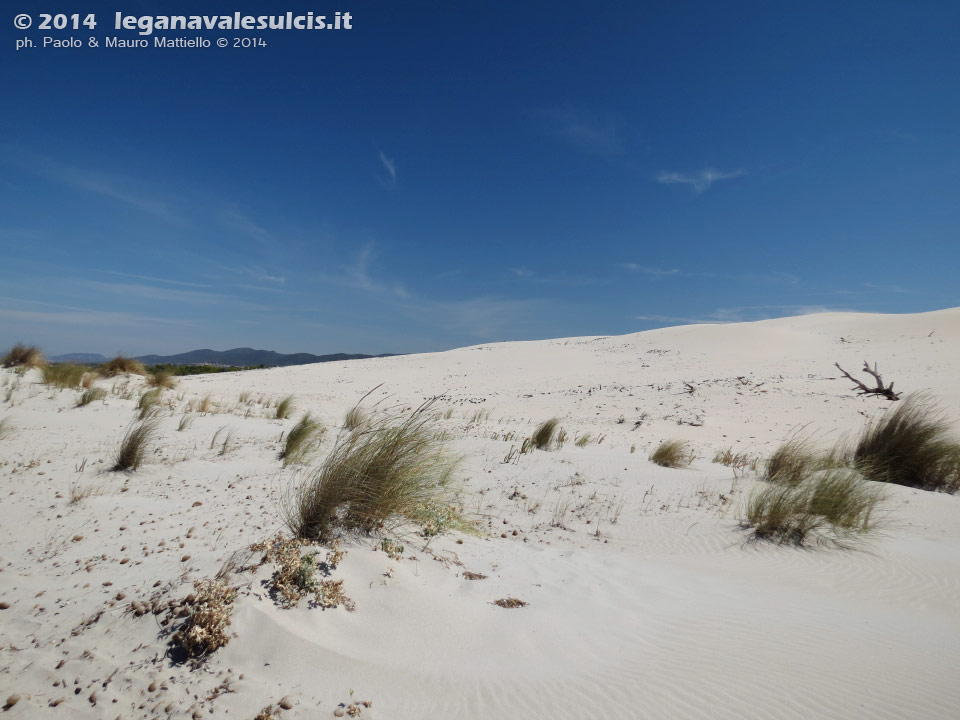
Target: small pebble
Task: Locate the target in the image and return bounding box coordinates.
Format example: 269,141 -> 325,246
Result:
279,696 -> 293,710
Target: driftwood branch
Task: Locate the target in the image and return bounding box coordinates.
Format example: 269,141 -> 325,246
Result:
834,361 -> 902,401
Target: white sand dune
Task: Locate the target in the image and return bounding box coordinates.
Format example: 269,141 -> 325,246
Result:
1,308 -> 959,718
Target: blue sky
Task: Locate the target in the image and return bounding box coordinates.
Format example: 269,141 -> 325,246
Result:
2,0 -> 958,356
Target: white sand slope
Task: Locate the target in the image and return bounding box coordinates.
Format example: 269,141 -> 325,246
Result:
1,308 -> 958,719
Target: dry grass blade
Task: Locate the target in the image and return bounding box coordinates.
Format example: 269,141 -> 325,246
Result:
276,394 -> 295,420
285,401 -> 460,542
282,413 -> 325,466
2,343 -> 45,368
114,416 -> 161,471
138,388 -> 163,419
745,468 -> 883,545
650,439 -> 692,468
100,355 -> 146,376
0,417 -> 12,440
343,406 -> 367,431
148,370 -> 177,389
77,387 -> 107,407
854,393 -> 960,492
42,364 -> 88,389
171,578 -> 236,658
532,417 -> 560,450
765,437 -> 817,484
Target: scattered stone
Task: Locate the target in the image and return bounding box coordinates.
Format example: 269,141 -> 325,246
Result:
3,695 -> 20,710
279,696 -> 293,710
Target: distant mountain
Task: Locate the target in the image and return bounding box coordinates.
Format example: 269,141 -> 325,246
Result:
134,348 -> 394,368
49,353 -> 108,364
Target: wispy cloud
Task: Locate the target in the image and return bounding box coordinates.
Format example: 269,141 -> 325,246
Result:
506,266 -> 598,286
7,149 -> 184,224
220,206 -> 274,244
0,296 -> 193,328
621,263 -> 680,276
404,296 -> 550,341
379,151 -> 396,180
103,270 -> 212,289
657,168 -> 746,194
376,150 -> 397,190
535,108 -> 622,155
636,304 -> 855,326
315,244 -> 408,298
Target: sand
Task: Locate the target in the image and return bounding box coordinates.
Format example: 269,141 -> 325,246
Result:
1,308 -> 958,718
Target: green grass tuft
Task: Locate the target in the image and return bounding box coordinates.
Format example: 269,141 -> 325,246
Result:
276,394 -> 295,420
343,406 -> 367,431
282,413 -> 325,466
531,417 -> 560,450
765,437 -> 818,484
42,364 -> 88,389
138,388 -> 163,419
650,439 -> 693,468
284,402 -> 460,542
853,393 -> 960,493
745,468 -> 883,545
113,416 -> 161,471
77,387 -> 107,407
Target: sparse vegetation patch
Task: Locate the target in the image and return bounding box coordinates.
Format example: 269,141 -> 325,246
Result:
532,417 -> 560,450
2,343 -> 45,368
853,393 -> 960,492
42,364 -> 88,389
282,413 -> 325,466
77,387 -> 107,407
650,439 -> 693,468
100,355 -> 146,376
114,416 -> 161,471
170,578 -> 236,658
285,402 -> 460,541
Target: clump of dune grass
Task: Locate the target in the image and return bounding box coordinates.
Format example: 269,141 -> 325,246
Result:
100,355 -> 145,376
284,402 -> 460,542
276,394 -> 295,420
77,387 -> 107,407
853,393 -> 960,493
198,395 -> 215,414
765,436 -> 818,484
531,417 -> 560,450
138,388 -> 163,419
42,363 -> 88,389
2,343 -> 45,368
282,413 -> 326,466
650,439 -> 693,468
178,413 -> 195,432
147,370 -> 177,389
343,405 -> 367,431
574,433 -> 591,448
113,416 -> 161,471
0,417 -> 12,440
745,467 -> 883,545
